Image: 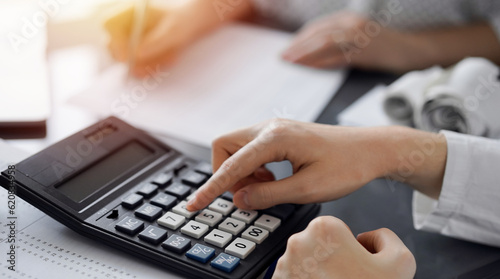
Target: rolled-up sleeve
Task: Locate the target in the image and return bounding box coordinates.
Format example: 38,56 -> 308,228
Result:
412,130 -> 500,247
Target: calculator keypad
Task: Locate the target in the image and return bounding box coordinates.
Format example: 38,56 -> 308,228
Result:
121,193 -> 143,209
254,214 -> 281,232
138,225 -> 168,244
211,253 -> 240,273
208,198 -> 234,215
162,234 -> 191,253
172,201 -> 198,218
165,183 -> 191,199
225,238 -> 256,260
115,216 -> 144,235
218,217 -> 246,235
135,203 -> 163,221
231,209 -> 258,224
181,220 -> 209,239
195,209 -> 223,227
204,229 -> 232,248
157,212 -> 185,230
186,243 -> 215,263
111,161 -> 292,275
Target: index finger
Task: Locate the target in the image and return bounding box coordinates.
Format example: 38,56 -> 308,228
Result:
186,130 -> 280,211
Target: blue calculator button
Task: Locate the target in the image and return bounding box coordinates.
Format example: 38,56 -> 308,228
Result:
186,244 -> 215,263
210,253 -> 240,273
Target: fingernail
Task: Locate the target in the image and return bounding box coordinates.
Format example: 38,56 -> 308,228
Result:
241,191 -> 250,208
186,196 -> 196,211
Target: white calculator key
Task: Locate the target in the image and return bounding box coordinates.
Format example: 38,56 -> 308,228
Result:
204,229 -> 232,248
231,209 -> 258,224
225,238 -> 256,259
218,217 -> 246,235
185,192 -> 197,202
195,209 -> 223,227
172,201 -> 197,218
157,212 -> 185,230
241,226 -> 269,244
208,198 -> 234,215
180,220 -> 209,239
254,214 -> 281,232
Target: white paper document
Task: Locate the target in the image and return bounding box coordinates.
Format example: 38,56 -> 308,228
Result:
70,23 -> 346,147
0,1 -> 50,125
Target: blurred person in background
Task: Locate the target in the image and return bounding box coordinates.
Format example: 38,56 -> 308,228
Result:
105,0 -> 500,76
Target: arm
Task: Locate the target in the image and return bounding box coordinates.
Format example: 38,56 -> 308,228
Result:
104,0 -> 254,76
413,131 -> 500,247
187,119 -> 447,211
282,12 -> 500,73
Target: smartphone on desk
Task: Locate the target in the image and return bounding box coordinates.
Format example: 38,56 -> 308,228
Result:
0,116 -> 320,279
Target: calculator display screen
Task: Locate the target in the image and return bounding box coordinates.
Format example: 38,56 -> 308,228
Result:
57,141 -> 153,203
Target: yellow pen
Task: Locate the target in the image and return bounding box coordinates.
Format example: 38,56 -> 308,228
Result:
127,0 -> 149,79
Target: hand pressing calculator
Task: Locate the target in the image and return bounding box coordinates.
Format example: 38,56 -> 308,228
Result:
0,117 -> 320,279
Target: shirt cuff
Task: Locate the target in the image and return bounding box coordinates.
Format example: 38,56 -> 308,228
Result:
412,130 -> 500,247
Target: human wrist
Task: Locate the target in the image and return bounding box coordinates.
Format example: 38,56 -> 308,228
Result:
382,126 -> 447,198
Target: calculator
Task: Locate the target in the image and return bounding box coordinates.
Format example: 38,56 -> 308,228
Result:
0,116 -> 320,279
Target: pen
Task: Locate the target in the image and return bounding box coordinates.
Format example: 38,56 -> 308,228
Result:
127,0 -> 149,79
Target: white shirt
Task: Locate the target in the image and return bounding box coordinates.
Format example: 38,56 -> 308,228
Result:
251,0 -> 500,39
413,130 -> 500,247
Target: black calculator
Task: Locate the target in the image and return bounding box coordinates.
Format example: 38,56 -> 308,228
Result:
0,116 -> 320,279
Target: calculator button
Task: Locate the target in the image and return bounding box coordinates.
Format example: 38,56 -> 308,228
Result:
134,203 -> 163,221
208,198 -> 234,215
165,182 -> 191,199
185,192 -> 197,202
162,234 -> 191,253
204,229 -> 232,248
195,209 -> 223,227
181,170 -> 206,187
241,226 -> 269,244
186,243 -> 215,264
211,253 -> 240,273
173,163 -> 188,176
152,172 -> 173,187
180,220 -> 209,239
262,204 -> 295,221
150,193 -> 177,210
157,212 -> 186,230
115,216 -> 144,235
221,191 -> 234,201
194,161 -> 212,176
254,214 -> 281,232
137,183 -> 158,198
138,225 -> 168,245
231,209 -> 258,224
172,201 -> 197,218
225,238 -> 256,259
121,193 -> 143,209
218,217 -> 246,235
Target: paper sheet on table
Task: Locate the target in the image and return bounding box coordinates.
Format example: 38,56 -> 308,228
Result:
70,23 -> 346,147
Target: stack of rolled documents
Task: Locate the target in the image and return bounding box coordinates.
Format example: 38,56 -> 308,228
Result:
383,57 -> 500,138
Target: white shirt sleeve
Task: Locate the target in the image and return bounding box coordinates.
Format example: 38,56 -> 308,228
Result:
412,130 -> 500,247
